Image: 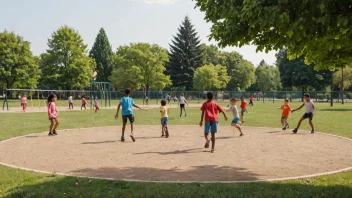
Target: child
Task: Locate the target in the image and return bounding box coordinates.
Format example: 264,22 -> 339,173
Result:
279,99 -> 291,130
145,95 -> 149,105
178,93 -> 188,117
249,94 -> 254,107
20,94 -> 27,112
94,97 -> 101,114
226,98 -> 244,136
291,93 -> 315,134
115,88 -> 142,142
68,96 -> 74,110
47,94 -> 59,136
167,94 -> 171,104
160,99 -> 170,138
199,92 -> 228,153
81,96 -> 87,110
173,96 -> 178,102
240,97 -> 249,123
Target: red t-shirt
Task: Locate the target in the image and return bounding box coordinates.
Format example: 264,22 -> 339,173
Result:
201,101 -> 222,122
281,104 -> 291,116
240,101 -> 247,110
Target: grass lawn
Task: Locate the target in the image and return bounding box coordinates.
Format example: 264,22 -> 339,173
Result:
0,101 -> 352,197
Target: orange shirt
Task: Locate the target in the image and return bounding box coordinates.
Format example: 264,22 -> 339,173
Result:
240,101 -> 247,110
281,104 -> 291,116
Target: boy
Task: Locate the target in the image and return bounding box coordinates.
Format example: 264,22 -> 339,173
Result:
94,97 -> 101,114
240,97 -> 249,123
199,92 -> 228,153
178,93 -> 188,117
115,89 -> 142,142
68,96 -> 74,110
160,100 -> 170,138
279,99 -> 291,130
291,93 -> 315,134
81,96 -> 87,110
226,98 -> 244,136
249,94 -> 254,107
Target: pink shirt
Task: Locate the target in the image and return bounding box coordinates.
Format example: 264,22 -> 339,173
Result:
21,97 -> 27,104
48,102 -> 58,118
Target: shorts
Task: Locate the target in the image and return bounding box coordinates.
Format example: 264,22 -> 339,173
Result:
180,104 -> 185,108
204,121 -> 218,133
241,109 -> 246,116
303,113 -> 313,120
122,114 -> 134,124
232,117 -> 240,124
160,117 -> 168,126
48,117 -> 56,121
95,105 -> 99,109
281,116 -> 288,120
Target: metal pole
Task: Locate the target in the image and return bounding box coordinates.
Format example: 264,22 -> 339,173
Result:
341,66 -> 344,105
109,83 -> 111,107
331,70 -> 334,107
273,92 -> 275,103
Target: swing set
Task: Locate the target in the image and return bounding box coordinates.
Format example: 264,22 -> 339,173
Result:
89,71 -> 111,110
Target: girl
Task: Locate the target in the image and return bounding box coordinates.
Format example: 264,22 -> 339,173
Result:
94,97 -> 101,114
48,94 -> 59,136
81,96 -> 87,110
20,94 -> 27,112
68,96 -> 74,110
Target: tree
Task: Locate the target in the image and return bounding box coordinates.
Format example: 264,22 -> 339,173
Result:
227,59 -> 256,91
276,49 -> 331,92
334,67 -> 352,90
195,0 -> 352,69
255,65 -> 281,91
109,43 -> 172,92
0,31 -> 40,96
200,44 -> 221,65
89,28 -> 114,82
39,26 -> 95,90
193,64 -> 230,90
167,16 -> 202,90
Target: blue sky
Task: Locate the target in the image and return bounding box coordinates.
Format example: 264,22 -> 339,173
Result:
0,0 -> 276,66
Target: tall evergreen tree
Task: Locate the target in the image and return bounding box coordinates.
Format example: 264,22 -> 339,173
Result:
167,16 -> 202,90
89,28 -> 113,82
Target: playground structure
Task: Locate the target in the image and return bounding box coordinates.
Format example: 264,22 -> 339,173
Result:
89,81 -> 111,110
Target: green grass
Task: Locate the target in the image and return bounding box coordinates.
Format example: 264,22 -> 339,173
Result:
0,102 -> 352,197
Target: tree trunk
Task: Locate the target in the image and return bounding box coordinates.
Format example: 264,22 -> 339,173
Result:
341,66 -> 344,105
301,86 -> 305,102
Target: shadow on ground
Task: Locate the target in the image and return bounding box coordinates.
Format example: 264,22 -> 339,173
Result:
3,172 -> 352,198
320,108 -> 352,112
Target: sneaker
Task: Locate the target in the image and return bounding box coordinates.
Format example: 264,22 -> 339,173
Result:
53,130 -> 58,135
165,127 -> 169,138
121,136 -> 125,142
130,134 -> 136,142
286,124 -> 289,129
185,114 -> 187,117
204,140 -> 210,148
311,130 -> 315,134
282,126 -> 287,130
179,114 -> 182,118
240,133 -> 244,137
211,149 -> 215,153
292,129 -> 298,134
48,131 -> 53,136
161,134 -> 165,137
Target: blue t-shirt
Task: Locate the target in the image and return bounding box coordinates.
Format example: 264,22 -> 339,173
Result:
120,96 -> 134,115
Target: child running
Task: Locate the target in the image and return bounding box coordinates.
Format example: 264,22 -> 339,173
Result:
20,94 -> 27,112
178,93 -> 188,117
47,94 -> 59,136
94,97 -> 101,114
81,96 -> 87,110
240,97 -> 249,123
226,98 -> 244,136
115,88 -> 142,142
199,92 -> 228,153
68,96 -> 74,110
160,99 -> 170,138
291,93 -> 315,134
279,99 -> 291,130
249,94 -> 254,107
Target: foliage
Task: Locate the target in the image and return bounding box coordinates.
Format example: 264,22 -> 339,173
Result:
195,0 -> 352,69
89,28 -> 114,82
167,16 -> 202,90
193,64 -> 230,90
276,49 -> 331,91
200,44 -> 255,90
0,31 -> 39,90
109,43 -> 172,92
39,26 -> 95,90
255,64 -> 281,91
333,67 -> 352,89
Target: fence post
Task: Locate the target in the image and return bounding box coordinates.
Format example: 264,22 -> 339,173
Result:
273,92 -> 275,103
198,92 -> 200,104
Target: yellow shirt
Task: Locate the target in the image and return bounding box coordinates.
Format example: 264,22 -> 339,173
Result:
160,106 -> 168,118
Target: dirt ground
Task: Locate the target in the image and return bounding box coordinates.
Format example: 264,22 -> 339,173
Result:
0,126 -> 351,182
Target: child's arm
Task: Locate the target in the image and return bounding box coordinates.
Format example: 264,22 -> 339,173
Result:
220,109 -> 228,121
115,103 -> 121,119
312,103 -> 315,111
292,103 -> 304,112
185,99 -> 188,105
199,110 -> 205,127
133,104 -> 142,110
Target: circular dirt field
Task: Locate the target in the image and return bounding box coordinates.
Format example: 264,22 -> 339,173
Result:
0,125 -> 351,182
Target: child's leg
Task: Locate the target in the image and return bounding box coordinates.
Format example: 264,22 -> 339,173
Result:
295,117 -> 305,129
281,118 -> 284,127
53,118 -> 59,131
122,123 -> 126,137
309,119 -> 314,131
183,107 -> 187,116
285,118 -> 289,126
204,133 -> 209,141
211,133 -> 215,150
235,124 -> 243,134
49,119 -> 54,132
180,106 -> 183,116
81,105 -> 83,110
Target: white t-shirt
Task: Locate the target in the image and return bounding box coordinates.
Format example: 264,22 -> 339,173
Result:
179,96 -> 185,104
305,100 -> 315,113
229,105 -> 239,118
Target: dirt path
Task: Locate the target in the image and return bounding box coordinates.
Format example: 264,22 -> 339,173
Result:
0,126 -> 351,182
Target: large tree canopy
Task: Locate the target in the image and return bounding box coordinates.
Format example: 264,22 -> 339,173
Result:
89,28 -> 114,82
0,31 -> 39,91
195,0 -> 352,69
110,43 -> 172,92
193,64 -> 230,90
255,64 -> 281,91
40,26 -> 95,90
167,16 -> 202,90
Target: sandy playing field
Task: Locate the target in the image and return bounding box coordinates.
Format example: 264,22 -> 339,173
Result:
0,125 -> 351,182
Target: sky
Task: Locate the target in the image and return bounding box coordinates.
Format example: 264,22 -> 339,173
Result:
0,0 -> 277,66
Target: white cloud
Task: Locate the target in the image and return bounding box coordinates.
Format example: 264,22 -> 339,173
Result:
133,0 -> 178,5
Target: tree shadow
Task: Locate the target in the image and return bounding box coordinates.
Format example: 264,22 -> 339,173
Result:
134,148 -> 203,155
320,109 -> 352,112
82,140 -> 116,144
136,136 -> 163,140
25,135 -> 39,138
266,131 -> 283,133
